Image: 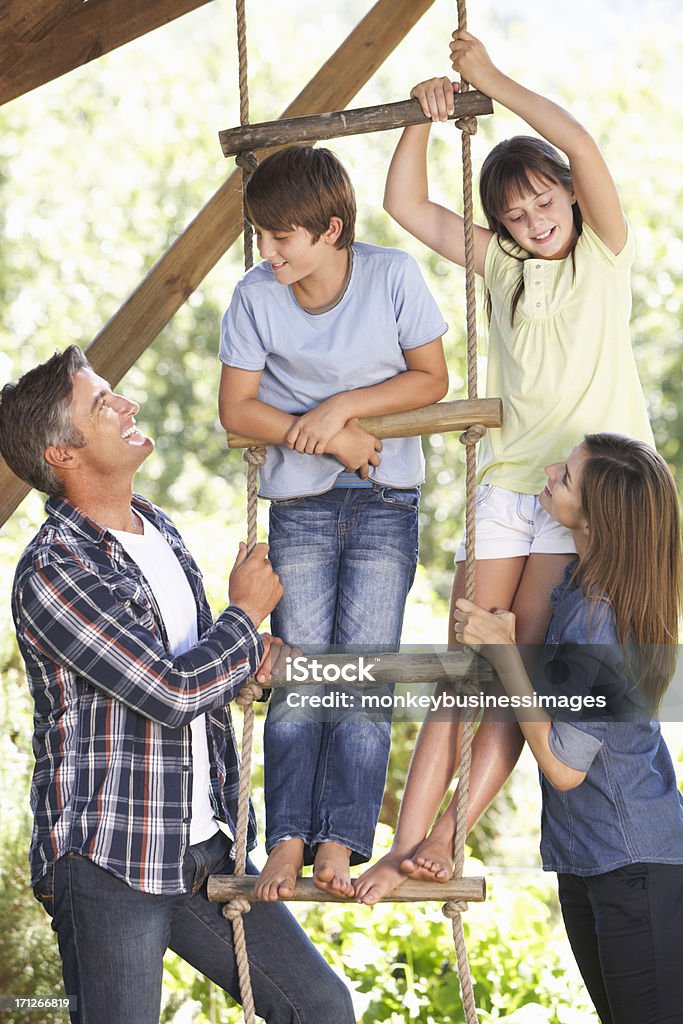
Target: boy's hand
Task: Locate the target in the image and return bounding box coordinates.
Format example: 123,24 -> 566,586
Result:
410,77 -> 460,121
449,30 -> 498,91
285,396 -> 350,455
327,420 -> 383,479
228,542 -> 283,628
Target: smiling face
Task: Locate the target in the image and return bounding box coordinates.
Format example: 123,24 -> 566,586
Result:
539,443 -> 590,540
499,174 -> 578,260
66,368 -> 154,478
254,224 -> 327,285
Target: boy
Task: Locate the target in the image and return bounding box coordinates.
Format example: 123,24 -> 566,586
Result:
218,145 -> 448,901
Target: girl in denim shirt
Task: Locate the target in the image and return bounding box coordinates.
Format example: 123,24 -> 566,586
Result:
455,433 -> 683,1024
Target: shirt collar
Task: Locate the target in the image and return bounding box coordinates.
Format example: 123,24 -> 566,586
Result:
44,493 -> 157,543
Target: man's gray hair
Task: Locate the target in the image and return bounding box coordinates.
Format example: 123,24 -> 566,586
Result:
0,346 -> 90,496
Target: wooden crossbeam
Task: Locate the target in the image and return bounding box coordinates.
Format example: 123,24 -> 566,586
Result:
266,651 -> 493,687
0,0 -> 439,527
219,92 -> 493,157
227,398 -> 502,449
0,0 -> 214,106
207,875 -> 486,905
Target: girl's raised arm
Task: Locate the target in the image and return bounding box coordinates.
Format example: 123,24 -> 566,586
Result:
450,30 -> 627,254
384,81 -> 492,275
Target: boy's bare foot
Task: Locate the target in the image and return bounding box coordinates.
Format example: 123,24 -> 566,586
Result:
400,835 -> 453,883
313,841 -> 354,898
354,849 -> 409,905
254,838 -> 304,901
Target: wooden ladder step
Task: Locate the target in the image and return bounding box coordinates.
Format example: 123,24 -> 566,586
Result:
228,398 -> 503,449
207,875 -> 486,904
219,92 -> 493,157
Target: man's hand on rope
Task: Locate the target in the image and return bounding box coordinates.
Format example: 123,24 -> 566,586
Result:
256,635 -> 301,684
228,542 -> 283,628
410,77 -> 461,122
326,419 -> 383,479
285,395 -> 349,455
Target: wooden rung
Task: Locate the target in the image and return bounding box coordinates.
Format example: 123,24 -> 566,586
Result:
219,92 -> 493,157
227,398 -> 503,450
207,875 -> 486,904
266,651 -> 493,687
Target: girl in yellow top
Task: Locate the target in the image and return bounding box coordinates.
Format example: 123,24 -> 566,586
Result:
355,29 -> 653,903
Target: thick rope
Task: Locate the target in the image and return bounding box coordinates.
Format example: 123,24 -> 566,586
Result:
224,5 -> 263,1023
445,1 -> 483,1021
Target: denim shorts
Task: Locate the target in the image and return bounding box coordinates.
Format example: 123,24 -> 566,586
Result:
456,483 -> 576,562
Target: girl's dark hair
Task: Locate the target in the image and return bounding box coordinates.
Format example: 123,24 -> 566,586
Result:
479,136 -> 582,324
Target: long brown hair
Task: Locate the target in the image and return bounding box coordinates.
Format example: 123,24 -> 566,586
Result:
479,136 -> 582,324
577,433 -> 682,712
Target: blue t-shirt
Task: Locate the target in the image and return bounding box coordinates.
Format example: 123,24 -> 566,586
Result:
219,242 -> 448,499
534,562 -> 683,875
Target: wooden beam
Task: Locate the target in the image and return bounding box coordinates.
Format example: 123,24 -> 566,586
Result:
219,92 -> 493,156
0,1 -> 84,52
265,651 -> 493,687
227,399 -> 503,449
0,0 -> 441,525
207,875 -> 486,905
0,0 -> 214,106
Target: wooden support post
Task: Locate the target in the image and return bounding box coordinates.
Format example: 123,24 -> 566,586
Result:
0,0 -> 440,527
227,398 -> 503,449
207,875 -> 486,905
219,92 -> 493,156
264,651 -> 493,687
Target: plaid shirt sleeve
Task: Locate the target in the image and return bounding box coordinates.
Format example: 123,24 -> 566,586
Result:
18,546 -> 264,729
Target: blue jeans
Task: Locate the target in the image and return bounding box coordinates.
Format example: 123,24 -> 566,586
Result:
33,831 -> 354,1024
264,485 -> 419,862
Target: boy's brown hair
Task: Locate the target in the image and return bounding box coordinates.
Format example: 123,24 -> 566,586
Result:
244,145 -> 356,249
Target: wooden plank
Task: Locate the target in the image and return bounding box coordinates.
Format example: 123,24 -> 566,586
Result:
220,92 -> 493,156
0,0 -> 214,106
207,874 -> 486,905
0,0 -> 442,525
0,0 -> 83,51
264,651 -> 493,687
227,399 -> 503,449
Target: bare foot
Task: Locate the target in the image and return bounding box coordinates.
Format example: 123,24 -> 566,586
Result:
313,842 -> 354,898
354,849 -> 409,905
254,838 -> 304,901
400,835 -> 453,883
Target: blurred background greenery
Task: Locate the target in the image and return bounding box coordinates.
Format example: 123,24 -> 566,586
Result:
1,0 -> 681,1020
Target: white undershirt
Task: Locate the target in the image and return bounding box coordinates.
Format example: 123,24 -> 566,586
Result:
111,514 -> 219,845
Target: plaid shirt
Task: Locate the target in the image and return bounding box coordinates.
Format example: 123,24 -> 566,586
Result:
12,495 -> 262,895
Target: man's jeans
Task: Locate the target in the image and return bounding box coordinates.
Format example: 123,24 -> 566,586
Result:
265,486 -> 419,862
34,831 -> 354,1024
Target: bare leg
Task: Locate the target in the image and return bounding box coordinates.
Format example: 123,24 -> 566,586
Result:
355,557 -> 527,904
254,838 -> 304,902
313,841 -> 354,898
403,552 -> 575,881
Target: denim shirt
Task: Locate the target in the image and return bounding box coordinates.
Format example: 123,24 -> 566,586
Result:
535,561 -> 683,876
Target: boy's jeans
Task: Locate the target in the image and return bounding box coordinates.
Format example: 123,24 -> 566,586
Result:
34,830 -> 354,1024
265,485 -> 419,862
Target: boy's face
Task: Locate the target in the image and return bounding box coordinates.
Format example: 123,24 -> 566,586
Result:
253,223 -> 339,286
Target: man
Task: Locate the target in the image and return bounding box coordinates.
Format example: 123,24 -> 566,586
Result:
0,346 -> 354,1024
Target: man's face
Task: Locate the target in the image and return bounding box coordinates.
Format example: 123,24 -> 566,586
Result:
66,368 -> 154,478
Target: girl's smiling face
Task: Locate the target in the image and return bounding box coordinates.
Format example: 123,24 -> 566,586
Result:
500,174 -> 578,260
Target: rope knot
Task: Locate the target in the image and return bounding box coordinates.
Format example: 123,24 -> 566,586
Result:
243,445 -> 267,467
222,896 -> 252,921
442,899 -> 469,919
235,150 -> 259,177
235,680 -> 263,707
459,423 -> 487,447
455,115 -> 478,136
